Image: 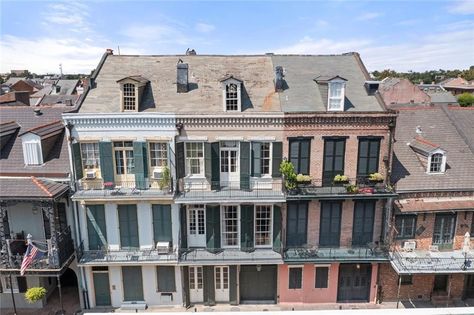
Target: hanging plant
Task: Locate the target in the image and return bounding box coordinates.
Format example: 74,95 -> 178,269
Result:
25,287 -> 47,303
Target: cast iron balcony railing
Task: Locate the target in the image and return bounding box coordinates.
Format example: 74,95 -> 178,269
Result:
75,178 -> 174,198
178,247 -> 283,264
284,244 -> 389,263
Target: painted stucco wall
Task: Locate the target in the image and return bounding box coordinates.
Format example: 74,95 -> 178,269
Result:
8,202 -> 45,240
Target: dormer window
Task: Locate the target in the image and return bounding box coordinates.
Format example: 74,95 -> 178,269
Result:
19,120 -> 64,166
23,140 -> 43,165
328,80 -> 345,111
428,152 -> 446,173
117,76 -> 149,112
408,136 -> 446,174
123,83 -> 136,111
220,75 -> 242,112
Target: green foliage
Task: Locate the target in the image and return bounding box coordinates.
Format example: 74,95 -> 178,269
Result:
279,160 -> 297,190
346,184 -> 359,194
159,165 -> 171,190
369,172 -> 384,181
24,287 -> 47,303
296,174 -> 311,183
371,66 -> 474,83
458,93 -> 474,107
333,174 -> 349,182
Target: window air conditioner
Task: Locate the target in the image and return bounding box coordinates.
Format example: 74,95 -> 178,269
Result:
156,241 -> 170,254
429,245 -> 439,252
152,168 -> 164,180
403,241 -> 416,252
86,170 -> 96,179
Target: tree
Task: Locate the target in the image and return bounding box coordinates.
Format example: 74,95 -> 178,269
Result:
458,93 -> 474,107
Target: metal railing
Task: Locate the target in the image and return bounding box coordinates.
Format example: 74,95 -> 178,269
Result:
179,247 -> 282,263
284,244 -> 389,262
390,249 -> 473,273
76,178 -> 174,196
78,245 -> 178,264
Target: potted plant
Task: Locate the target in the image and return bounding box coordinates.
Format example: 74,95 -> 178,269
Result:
280,160 -> 298,194
368,172 -> 384,182
346,184 -> 359,194
296,174 -> 312,186
333,174 -> 349,186
24,287 -> 47,304
159,165 -> 171,190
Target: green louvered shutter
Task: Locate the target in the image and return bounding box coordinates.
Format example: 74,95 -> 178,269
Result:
133,141 -> 146,189
240,205 -> 254,251
99,141 -> 114,187
229,265 -> 238,305
211,142 -> 220,190
86,205 -> 107,250
180,205 -> 187,249
118,205 -> 139,249
272,142 -> 283,178
252,142 -> 261,177
176,142 -> 185,179
152,204 -> 172,245
72,142 -> 83,180
142,142 -> 148,179
203,266 -> 215,306
273,205 -> 282,253
240,142 -> 250,190
205,142 -> 212,181
206,205 -> 220,252
182,266 -> 190,307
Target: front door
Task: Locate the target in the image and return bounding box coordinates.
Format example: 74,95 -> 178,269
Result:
113,141 -> 135,185
93,271 -> 111,306
189,266 -> 204,303
433,275 -> 448,293
337,264 -> 371,302
240,265 -> 277,303
220,142 -> 239,187
215,266 -> 229,302
187,205 -> 206,247
464,275 -> 474,299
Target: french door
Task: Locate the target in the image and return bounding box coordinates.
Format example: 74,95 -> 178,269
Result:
187,205 -> 206,247
189,266 -> 204,303
220,142 -> 239,187
215,266 -> 229,302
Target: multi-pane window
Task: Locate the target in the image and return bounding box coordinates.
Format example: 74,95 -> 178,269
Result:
323,138 -> 346,185
185,142 -> 204,176
289,138 -> 310,175
357,138 -> 380,177
395,215 -> 416,239
188,205 -> 205,236
189,266 -> 203,290
149,142 -> 167,167
222,206 -> 239,247
433,213 -> 456,247
400,275 -> 413,285
315,267 -> 329,288
289,267 -> 303,289
430,153 -> 443,173
255,205 -> 272,246
215,266 -> 229,290
113,141 -> 134,175
226,83 -> 238,111
81,142 -> 100,169
261,143 -> 271,175
123,83 -> 136,111
221,150 -> 238,173
328,82 -> 344,111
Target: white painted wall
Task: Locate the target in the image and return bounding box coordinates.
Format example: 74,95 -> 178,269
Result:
171,204 -> 180,250
8,202 -> 45,240
137,203 -> 153,250
105,204 -> 119,250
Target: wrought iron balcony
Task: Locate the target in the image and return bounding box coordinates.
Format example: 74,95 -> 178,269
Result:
284,244 -> 389,263
0,226 -> 75,271
179,247 -> 283,264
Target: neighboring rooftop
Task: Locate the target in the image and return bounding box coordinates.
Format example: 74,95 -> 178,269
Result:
0,177 -> 69,199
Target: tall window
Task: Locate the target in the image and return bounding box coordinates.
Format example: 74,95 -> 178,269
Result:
286,202 -> 308,247
323,138 -> 346,185
255,205 -> 272,246
395,215 -> 416,239
81,142 -> 100,169
289,138 -> 310,175
352,201 -> 375,246
315,267 -> 329,288
319,201 -> 342,247
357,138 -> 380,178
118,205 -> 139,249
433,213 -> 456,248
22,140 -> 42,165
260,143 -> 271,175
189,266 -> 203,290
188,205 -> 205,236
222,206 -> 239,247
252,142 -> 271,176
113,141 -> 134,175
328,81 -> 344,111
185,142 -> 204,176
226,83 -> 239,111
157,266 -> 176,292
123,83 -> 136,111
429,153 -> 443,173
288,267 -> 303,289
149,142 -> 168,167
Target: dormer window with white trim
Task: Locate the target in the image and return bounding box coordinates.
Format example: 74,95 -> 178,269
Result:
408,136 -> 446,174
428,151 -> 446,173
220,76 -> 242,112
117,76 -> 150,112
22,139 -> 43,165
328,80 -> 345,111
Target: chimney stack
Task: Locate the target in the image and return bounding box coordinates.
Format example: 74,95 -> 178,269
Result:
106,48 -> 114,55
177,61 -> 189,93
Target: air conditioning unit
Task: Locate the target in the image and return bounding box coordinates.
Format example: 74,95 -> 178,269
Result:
86,170 -> 96,179
403,241 -> 416,252
152,168 -> 164,180
429,245 -> 439,252
156,241 -> 170,254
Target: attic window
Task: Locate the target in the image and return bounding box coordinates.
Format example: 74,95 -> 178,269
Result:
429,152 -> 445,173
23,140 -> 43,165
328,81 -> 345,111
226,84 -> 239,111
123,83 -> 136,111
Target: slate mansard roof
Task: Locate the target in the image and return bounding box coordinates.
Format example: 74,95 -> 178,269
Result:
79,52 -> 385,114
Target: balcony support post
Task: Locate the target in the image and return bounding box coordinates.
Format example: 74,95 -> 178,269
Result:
43,201 -> 59,268
396,274 -> 402,308
57,274 -> 65,315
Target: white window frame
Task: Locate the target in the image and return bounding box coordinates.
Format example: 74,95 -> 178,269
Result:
113,141 -> 134,175
260,142 -> 272,177
187,205 -> 206,236
149,142 -> 168,168
185,142 -> 204,177
189,266 -> 203,290
81,142 -> 100,169
327,79 -> 346,112
22,139 -> 43,166
288,265 -> 304,290
254,205 -> 273,248
222,79 -> 242,112
427,150 -> 446,174
122,83 -> 136,111
221,205 -> 240,248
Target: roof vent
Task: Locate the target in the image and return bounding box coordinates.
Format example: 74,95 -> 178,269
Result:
65,99 -> 73,106
275,66 -> 285,92
177,60 -> 189,93
415,126 -> 422,134
34,108 -> 42,116
185,48 -> 196,56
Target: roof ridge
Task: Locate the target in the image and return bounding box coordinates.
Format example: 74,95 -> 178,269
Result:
23,120 -> 62,134
414,136 -> 439,148
31,176 -> 53,197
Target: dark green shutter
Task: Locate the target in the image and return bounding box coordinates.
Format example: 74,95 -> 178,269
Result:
133,141 -> 146,189
99,141 -> 114,186
182,266 -> 190,307
152,204 -> 172,244
122,266 -> 144,301
72,142 -> 83,180
273,205 -> 282,253
240,142 -> 250,190
157,266 -> 176,292
252,142 -> 261,177
118,205 -> 139,249
229,265 -> 238,305
206,205 -> 220,252
211,142 -> 220,190
205,142 -> 212,181
176,142 -> 185,178
203,266 -> 215,306
143,142 -> 149,178
272,142 -> 283,177
240,205 -> 254,251
180,206 -> 187,249
86,205 -> 107,250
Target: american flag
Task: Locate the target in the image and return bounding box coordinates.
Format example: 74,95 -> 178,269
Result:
20,243 -> 45,276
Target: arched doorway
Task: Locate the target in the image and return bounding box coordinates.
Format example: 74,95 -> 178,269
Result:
45,268 -> 81,314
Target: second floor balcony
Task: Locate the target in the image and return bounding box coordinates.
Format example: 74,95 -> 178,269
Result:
284,244 -> 389,263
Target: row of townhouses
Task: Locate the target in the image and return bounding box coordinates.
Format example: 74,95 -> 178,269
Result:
1,50 -> 473,311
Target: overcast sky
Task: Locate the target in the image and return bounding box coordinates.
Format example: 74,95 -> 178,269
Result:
1,0 -> 473,74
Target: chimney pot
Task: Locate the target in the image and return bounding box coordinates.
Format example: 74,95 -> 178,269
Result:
106,48 -> 114,55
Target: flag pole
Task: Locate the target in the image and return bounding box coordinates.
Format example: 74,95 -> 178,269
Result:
9,273 -> 17,315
